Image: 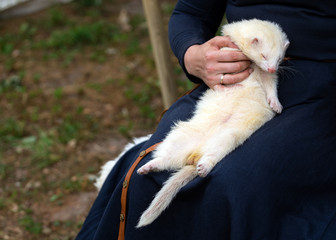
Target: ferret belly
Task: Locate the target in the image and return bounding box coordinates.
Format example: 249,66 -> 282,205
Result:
193,83 -> 274,133
154,82 -> 275,170
192,86 -> 275,169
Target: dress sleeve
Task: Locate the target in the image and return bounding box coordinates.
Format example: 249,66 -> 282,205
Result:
168,0 -> 227,83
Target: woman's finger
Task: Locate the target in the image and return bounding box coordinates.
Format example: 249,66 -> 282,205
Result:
217,67 -> 253,85
210,36 -> 239,49
215,49 -> 250,62
205,60 -> 251,76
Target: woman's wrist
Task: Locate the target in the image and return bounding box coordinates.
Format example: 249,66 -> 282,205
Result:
184,45 -> 203,80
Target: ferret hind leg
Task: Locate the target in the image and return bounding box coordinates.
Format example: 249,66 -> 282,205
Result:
137,144 -> 199,175
137,156 -> 165,175
137,130 -> 202,175
196,127 -> 252,177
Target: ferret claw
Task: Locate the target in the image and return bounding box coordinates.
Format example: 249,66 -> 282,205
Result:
268,97 -> 283,114
137,164 -> 154,175
197,163 -> 211,177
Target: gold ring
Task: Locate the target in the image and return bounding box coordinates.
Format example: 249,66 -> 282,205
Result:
220,73 -> 225,85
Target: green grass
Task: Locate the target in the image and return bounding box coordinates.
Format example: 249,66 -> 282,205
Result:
57,116 -> 82,144
0,163 -> 9,181
0,6 -> 144,63
0,74 -> 25,93
0,1 -> 186,238
0,118 -> 26,144
45,7 -> 70,28
19,214 -> 43,234
44,21 -> 121,49
16,130 -> 59,169
53,87 -> 63,100
0,198 -> 5,209
87,83 -> 102,92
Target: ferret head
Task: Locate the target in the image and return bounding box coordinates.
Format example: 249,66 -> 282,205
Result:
222,19 -> 290,73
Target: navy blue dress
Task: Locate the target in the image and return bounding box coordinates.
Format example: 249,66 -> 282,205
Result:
76,0 -> 336,239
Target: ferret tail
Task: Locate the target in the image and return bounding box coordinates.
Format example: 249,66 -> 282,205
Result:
136,165 -> 198,228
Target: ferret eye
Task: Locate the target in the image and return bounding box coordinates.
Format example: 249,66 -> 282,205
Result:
261,54 -> 267,60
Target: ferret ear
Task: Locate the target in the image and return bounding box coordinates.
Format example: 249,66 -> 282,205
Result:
251,38 -> 259,45
284,40 -> 290,50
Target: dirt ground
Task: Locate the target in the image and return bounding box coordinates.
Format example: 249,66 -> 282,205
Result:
0,0 -> 189,239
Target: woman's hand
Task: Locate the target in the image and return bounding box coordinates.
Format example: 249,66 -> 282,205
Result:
184,36 -> 252,89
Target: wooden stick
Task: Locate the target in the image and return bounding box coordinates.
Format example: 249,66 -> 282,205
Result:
142,0 -> 178,108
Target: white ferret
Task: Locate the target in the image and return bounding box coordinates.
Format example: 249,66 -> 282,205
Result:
136,19 -> 290,228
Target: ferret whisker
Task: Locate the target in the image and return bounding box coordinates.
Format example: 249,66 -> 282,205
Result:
278,66 -> 298,78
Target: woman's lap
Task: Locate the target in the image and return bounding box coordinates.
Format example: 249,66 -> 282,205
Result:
126,99 -> 336,239
77,60 -> 336,239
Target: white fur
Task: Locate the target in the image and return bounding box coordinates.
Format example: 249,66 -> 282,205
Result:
94,134 -> 152,191
222,19 -> 290,73
137,165 -> 197,227
136,19 -> 289,228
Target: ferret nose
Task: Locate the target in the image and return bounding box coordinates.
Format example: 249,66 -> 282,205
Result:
267,67 -> 276,73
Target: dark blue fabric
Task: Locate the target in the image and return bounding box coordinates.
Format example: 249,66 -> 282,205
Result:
75,141 -> 147,239
76,60 -> 336,239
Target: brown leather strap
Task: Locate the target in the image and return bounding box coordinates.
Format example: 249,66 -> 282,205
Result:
118,142 -> 161,240
283,56 -> 293,61
284,56 -> 336,62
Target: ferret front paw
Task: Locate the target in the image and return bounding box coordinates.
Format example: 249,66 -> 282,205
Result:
268,96 -> 283,114
197,162 -> 212,177
137,163 -> 155,175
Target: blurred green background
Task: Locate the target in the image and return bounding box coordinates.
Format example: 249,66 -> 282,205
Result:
0,0 -> 193,239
